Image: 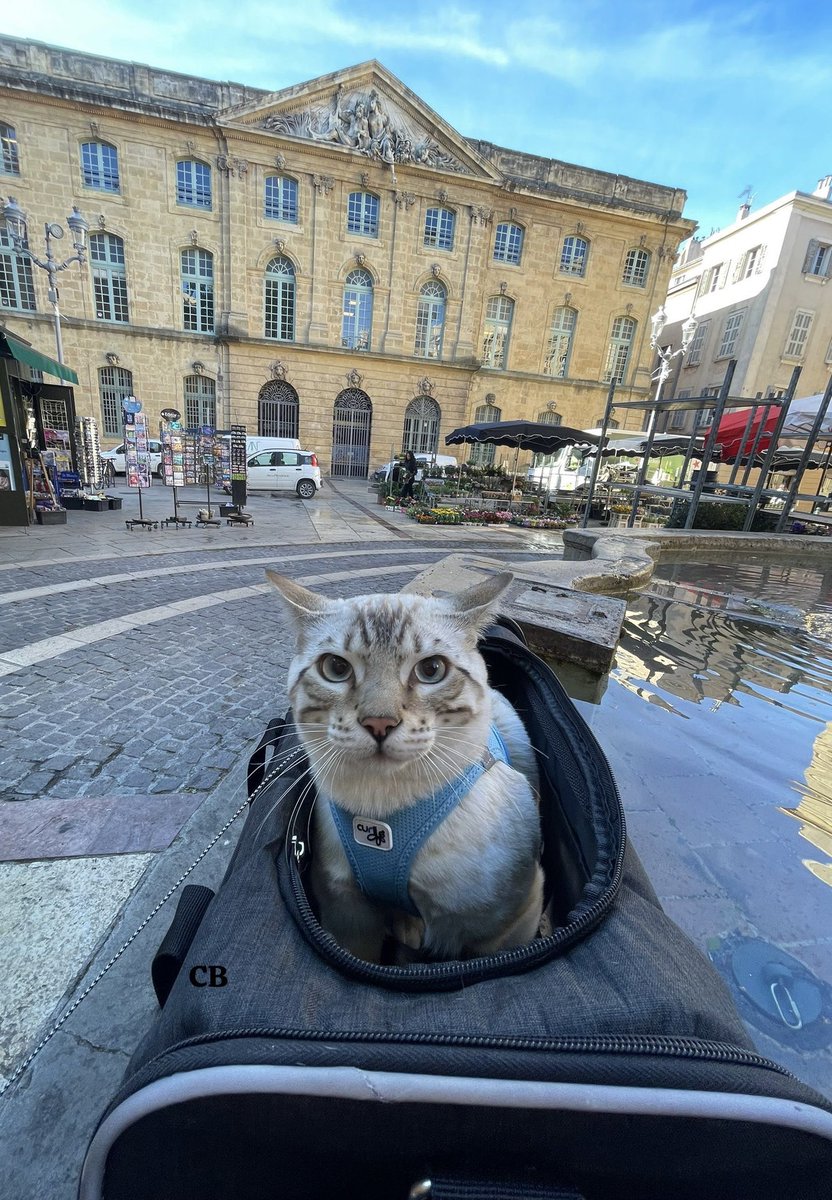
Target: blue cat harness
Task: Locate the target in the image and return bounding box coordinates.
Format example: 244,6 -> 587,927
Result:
328,726 -> 511,917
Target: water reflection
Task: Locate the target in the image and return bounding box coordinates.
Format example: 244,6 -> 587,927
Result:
572,556 -> 832,1092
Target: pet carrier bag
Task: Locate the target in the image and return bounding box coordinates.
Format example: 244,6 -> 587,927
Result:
80,625 -> 832,1200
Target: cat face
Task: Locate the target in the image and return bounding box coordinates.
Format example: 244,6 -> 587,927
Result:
267,571 -> 512,797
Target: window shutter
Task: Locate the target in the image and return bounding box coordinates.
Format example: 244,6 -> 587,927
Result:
803,240 -> 820,273
755,244 -> 767,274
732,258 -> 743,284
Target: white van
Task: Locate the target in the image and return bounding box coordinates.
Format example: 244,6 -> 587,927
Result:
526,429 -> 651,495
243,436 -> 301,457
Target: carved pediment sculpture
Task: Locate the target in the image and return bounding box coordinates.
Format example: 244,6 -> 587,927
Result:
261,85 -> 472,175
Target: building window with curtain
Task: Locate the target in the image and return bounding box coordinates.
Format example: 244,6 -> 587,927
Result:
0,227 -> 36,311
469,402 -> 501,466
184,374 -> 216,427
493,222 -> 523,264
544,306 -> 577,377
81,140 -> 120,192
622,248 -> 650,287
341,268 -> 374,350
264,255 -> 296,341
181,248 -> 214,334
402,395 -> 441,454
602,316 -> 636,384
99,365 -> 133,437
423,207 -> 455,250
1,123 -> 20,175
414,280 -> 446,358
264,175 -> 299,223
482,296 -> 513,369
560,236 -> 588,277
347,191 -> 379,237
176,159 -> 212,209
90,232 -> 129,323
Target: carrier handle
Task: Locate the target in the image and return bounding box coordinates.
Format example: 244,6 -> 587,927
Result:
410,1178 -> 585,1199
151,884 -> 215,1007
247,716 -> 288,800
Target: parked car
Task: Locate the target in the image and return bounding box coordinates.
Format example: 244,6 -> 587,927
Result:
246,449 -> 322,498
100,440 -> 164,477
372,453 -> 458,483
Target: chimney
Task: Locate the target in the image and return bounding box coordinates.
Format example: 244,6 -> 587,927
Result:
813,176 -> 832,201
737,202 -> 751,221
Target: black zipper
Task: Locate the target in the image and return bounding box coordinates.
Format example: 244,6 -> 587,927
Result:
142,1024 -> 797,1080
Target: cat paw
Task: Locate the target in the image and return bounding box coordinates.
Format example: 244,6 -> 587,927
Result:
391,913 -> 425,950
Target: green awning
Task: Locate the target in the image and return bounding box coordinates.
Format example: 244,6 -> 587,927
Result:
0,330 -> 79,385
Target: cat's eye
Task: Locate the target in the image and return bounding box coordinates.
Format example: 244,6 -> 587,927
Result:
412,656 -> 448,684
318,654 -> 353,682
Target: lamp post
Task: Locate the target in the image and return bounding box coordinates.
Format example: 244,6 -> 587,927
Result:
3,196 -> 89,365
628,306 -> 698,524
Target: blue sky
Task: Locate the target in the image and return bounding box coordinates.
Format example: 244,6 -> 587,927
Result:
4,0 -> 831,238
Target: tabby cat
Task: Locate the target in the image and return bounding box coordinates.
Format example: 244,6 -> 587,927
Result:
268,569 -> 544,964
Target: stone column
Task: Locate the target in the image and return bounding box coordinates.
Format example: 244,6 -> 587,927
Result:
453,204 -> 493,360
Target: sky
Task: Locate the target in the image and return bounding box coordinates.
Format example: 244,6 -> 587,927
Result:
3,0 -> 832,239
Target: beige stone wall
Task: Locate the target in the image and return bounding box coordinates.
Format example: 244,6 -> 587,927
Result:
0,43 -> 695,470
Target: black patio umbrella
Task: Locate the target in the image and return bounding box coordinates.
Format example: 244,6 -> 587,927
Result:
445,420 -> 600,456
580,434 -> 706,460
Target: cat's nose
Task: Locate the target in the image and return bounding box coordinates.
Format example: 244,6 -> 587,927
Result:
361,715 -> 400,742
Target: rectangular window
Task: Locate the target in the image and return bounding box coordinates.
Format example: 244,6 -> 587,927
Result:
176,160 -> 212,209
82,142 -> 120,192
1,123 -> 20,175
424,207 -> 455,250
742,245 -> 763,278
181,248 -> 214,334
703,263 -> 724,293
685,319 -> 708,366
717,310 -> 744,359
265,278 -> 295,341
784,309 -> 813,359
347,192 -> 379,237
265,176 -> 298,223
99,365 -> 133,436
493,222 -> 523,264
90,233 -> 129,323
0,228 -> 36,311
804,240 -> 832,277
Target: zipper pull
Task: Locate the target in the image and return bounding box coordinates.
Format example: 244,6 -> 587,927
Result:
291,834 -> 306,864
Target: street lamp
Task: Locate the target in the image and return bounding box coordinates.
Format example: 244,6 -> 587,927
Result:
3,195 -> 89,365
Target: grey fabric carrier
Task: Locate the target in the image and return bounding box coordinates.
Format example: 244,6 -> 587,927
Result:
79,626 -> 832,1200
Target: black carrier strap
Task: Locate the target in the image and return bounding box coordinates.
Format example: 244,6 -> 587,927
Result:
246,716 -> 288,801
151,884 -> 215,1007
422,1178 -> 585,1200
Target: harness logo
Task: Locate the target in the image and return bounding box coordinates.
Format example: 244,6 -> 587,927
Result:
352,816 -> 394,851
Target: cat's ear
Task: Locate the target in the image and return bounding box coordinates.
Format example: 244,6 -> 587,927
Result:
267,570 -> 331,627
447,571 -> 513,635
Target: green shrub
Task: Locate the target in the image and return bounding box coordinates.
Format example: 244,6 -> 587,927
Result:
666,499 -> 779,532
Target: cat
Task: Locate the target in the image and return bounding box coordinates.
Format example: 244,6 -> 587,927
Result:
267,568 -> 544,965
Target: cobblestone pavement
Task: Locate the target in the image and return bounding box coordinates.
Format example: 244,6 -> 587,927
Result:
0,480 -> 565,1198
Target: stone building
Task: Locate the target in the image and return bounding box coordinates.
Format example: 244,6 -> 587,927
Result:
659,181 -> 832,431
0,36 -> 695,475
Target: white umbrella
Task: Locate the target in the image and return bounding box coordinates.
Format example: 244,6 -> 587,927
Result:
780,394 -> 832,438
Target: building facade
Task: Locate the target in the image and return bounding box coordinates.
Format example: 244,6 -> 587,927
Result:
0,36 -> 695,474
659,181 -> 832,431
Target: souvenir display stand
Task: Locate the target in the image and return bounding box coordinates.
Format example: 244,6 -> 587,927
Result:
124,405 -> 157,531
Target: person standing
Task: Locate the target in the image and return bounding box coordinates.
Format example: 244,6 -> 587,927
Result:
400,449 -> 419,500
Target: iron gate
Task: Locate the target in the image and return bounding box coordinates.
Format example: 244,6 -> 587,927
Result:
258,381 -> 299,439
331,388 -> 372,478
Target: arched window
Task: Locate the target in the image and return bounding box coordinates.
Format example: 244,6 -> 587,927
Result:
415,280 -> 446,358
482,296 -> 513,369
264,255 -> 295,342
81,140 -> 120,192
265,175 -> 299,223
424,207 -> 455,250
180,248 -> 214,333
98,365 -> 133,437
532,408 -> 562,467
184,374 -> 216,427
341,268 -> 373,351
602,316 -> 637,384
1,123 -> 20,175
0,227 -> 36,311
560,236 -> 588,277
469,401 -> 502,467
402,395 -> 441,454
90,232 -> 128,323
622,248 -> 650,287
258,380 -> 299,439
176,159 -> 212,209
347,191 -> 379,237
544,306 -> 577,377
493,222 -> 523,264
